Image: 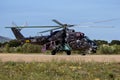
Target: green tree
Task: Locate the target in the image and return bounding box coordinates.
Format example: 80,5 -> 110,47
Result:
4,43 -> 10,53
22,43 -> 41,53
94,40 -> 108,45
110,40 -> 120,45
8,40 -> 21,47
0,43 -> 2,47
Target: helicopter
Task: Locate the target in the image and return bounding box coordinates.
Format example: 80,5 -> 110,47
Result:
7,19 -> 113,55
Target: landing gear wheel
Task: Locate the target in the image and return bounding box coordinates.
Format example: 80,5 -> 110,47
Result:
66,51 -> 71,55
81,50 -> 86,56
92,50 -> 96,53
82,53 -> 86,56
51,50 -> 56,55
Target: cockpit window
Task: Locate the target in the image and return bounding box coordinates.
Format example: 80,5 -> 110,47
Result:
85,36 -> 90,40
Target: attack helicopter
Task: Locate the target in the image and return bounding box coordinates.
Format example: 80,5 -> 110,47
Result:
6,19 -> 100,55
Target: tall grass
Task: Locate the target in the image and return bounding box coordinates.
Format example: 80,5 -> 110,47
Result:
0,61 -> 119,80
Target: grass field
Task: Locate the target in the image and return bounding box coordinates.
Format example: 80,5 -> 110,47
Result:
0,61 -> 120,80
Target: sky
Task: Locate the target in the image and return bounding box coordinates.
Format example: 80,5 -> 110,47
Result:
0,0 -> 120,42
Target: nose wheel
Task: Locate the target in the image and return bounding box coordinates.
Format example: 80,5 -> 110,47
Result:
66,50 -> 71,55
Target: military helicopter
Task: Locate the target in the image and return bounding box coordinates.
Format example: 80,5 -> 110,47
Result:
7,19 -> 115,55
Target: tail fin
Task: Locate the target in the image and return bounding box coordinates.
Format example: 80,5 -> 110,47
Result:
11,28 -> 24,40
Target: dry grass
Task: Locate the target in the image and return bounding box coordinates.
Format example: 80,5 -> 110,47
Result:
0,54 -> 120,62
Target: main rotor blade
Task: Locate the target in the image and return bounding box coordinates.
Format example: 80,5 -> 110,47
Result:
78,18 -> 120,25
67,24 -> 75,27
92,18 -> 120,24
76,26 -> 114,28
39,27 -> 62,33
52,19 -> 64,26
5,26 -> 60,28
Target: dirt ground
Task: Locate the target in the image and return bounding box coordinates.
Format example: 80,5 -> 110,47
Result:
0,53 -> 120,62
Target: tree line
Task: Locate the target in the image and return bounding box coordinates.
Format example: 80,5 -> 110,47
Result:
0,40 -> 120,54
0,40 -> 120,47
